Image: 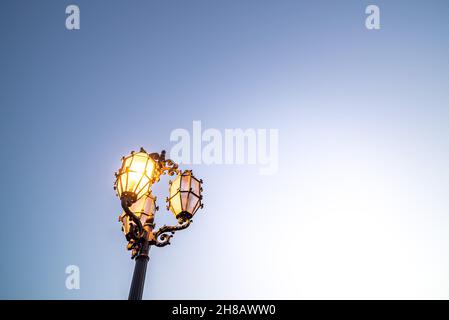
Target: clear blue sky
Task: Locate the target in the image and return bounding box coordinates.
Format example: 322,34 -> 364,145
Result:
1,0 -> 449,299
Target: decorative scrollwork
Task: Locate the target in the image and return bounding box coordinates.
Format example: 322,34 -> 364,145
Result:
154,233 -> 173,247
121,197 -> 144,237
150,150 -> 180,178
153,219 -> 191,247
159,159 -> 179,176
126,239 -> 141,259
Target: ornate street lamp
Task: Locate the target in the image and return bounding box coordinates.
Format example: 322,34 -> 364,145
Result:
114,147 -> 203,300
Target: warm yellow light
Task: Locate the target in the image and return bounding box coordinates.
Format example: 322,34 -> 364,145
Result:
115,150 -> 156,201
169,176 -> 182,215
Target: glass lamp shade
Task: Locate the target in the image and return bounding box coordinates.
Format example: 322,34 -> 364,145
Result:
167,170 -> 203,220
120,192 -> 157,237
115,149 -> 156,201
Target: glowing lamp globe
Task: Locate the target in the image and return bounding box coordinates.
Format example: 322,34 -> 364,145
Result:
115,148 -> 156,203
167,170 -> 203,220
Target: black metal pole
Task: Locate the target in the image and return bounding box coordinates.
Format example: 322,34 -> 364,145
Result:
128,242 -> 150,300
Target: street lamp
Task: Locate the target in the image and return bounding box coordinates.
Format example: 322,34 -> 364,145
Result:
114,147 -> 203,300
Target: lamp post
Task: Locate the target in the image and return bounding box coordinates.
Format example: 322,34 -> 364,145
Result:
114,147 -> 203,300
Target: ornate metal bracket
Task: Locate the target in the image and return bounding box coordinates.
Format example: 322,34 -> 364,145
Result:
121,199 -> 192,256
149,149 -> 180,179
153,219 -> 192,247
121,197 -> 143,237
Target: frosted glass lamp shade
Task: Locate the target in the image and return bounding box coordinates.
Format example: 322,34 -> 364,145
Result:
115,149 -> 156,202
167,170 -> 203,220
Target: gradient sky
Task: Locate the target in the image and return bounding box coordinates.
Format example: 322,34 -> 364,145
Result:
1,0 -> 449,299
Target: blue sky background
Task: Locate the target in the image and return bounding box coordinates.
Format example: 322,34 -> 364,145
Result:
1,0 -> 449,299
